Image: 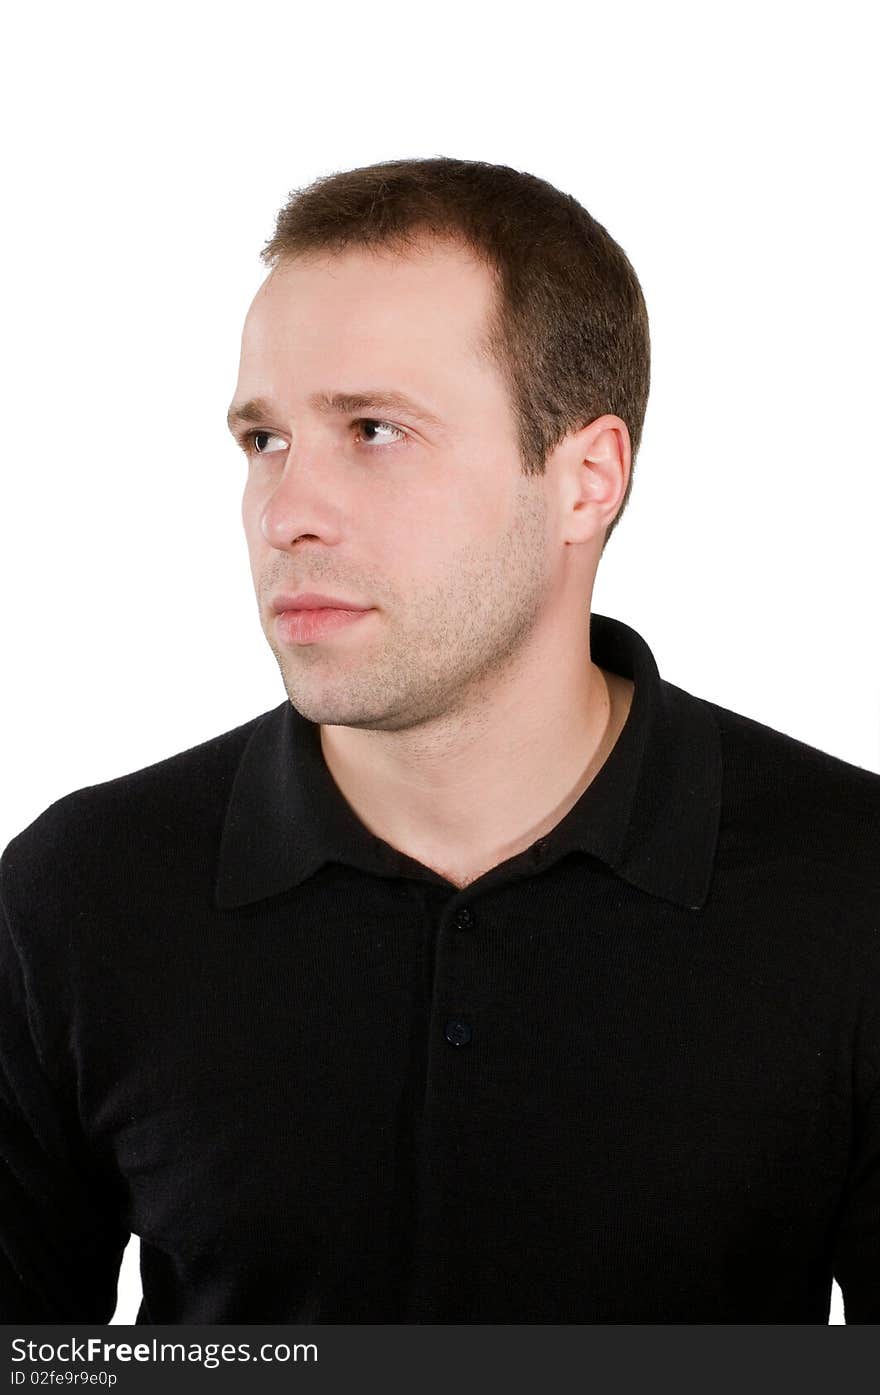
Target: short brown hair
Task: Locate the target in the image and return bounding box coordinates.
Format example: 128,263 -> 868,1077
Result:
260,157 -> 650,551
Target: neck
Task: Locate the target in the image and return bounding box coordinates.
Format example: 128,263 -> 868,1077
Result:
318,610 -> 634,889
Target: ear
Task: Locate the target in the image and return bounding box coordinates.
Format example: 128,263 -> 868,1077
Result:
556,414 -> 631,546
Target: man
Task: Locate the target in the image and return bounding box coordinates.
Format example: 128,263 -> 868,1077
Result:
1,157 -> 878,1324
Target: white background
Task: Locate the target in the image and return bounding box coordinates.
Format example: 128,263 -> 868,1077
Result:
4,0 -> 878,1326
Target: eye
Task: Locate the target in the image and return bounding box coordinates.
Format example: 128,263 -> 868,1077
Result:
239,418 -> 408,457
352,418 -> 407,448
241,430 -> 287,456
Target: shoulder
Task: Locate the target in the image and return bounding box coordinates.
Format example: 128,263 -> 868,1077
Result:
690,687 -> 880,893
0,703 -> 284,910
702,690 -> 880,812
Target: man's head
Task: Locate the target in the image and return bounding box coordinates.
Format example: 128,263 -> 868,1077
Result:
228,157 -> 650,731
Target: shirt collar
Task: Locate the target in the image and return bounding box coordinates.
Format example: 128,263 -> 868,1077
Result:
215,611 -> 722,913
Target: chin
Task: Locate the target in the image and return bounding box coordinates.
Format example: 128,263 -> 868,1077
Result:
282,686 -> 370,728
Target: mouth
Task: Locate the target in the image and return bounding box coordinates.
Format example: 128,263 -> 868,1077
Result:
274,605 -> 374,646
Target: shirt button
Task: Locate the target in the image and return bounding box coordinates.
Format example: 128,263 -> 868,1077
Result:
444,1018 -> 473,1046
454,907 -> 475,930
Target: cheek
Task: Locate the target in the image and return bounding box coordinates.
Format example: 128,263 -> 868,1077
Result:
240,476 -> 259,527
385,490 -> 474,578
240,494 -> 263,557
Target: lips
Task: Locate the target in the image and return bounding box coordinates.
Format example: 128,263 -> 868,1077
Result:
270,591 -> 370,613
274,604 -> 374,645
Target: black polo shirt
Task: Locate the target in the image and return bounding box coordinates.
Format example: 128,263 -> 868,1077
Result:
1,612 -> 878,1324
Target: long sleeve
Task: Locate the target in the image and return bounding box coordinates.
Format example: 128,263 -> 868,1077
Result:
0,880 -> 130,1321
831,930 -> 880,1322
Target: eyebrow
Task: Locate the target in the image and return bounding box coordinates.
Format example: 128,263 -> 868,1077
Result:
226,390 -> 445,436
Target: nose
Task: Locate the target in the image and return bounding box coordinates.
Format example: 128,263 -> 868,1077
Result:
257,442 -> 345,551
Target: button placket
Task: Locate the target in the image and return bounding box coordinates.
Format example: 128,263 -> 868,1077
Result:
442,908 -> 476,1045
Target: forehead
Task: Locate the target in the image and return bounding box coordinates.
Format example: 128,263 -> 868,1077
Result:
241,238 -> 498,365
